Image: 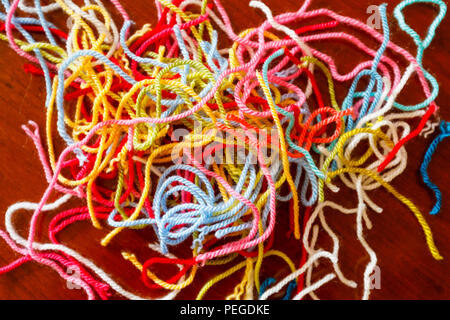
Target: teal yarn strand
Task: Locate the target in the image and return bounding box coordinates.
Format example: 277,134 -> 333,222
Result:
392,0 -> 446,111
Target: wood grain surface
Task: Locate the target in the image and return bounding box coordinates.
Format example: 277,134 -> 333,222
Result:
0,0 -> 449,300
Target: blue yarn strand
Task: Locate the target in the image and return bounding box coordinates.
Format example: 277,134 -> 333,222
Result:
420,121 -> 450,215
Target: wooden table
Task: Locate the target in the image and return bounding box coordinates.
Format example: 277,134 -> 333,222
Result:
0,0 -> 449,300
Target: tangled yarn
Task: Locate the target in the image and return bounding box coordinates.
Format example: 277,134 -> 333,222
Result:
0,0 -> 447,300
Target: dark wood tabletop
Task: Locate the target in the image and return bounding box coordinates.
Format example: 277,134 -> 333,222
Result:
0,0 -> 448,300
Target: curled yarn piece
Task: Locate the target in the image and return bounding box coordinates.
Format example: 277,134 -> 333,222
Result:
420,121 -> 450,215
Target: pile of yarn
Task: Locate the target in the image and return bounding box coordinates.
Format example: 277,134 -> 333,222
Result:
0,0 -> 446,300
